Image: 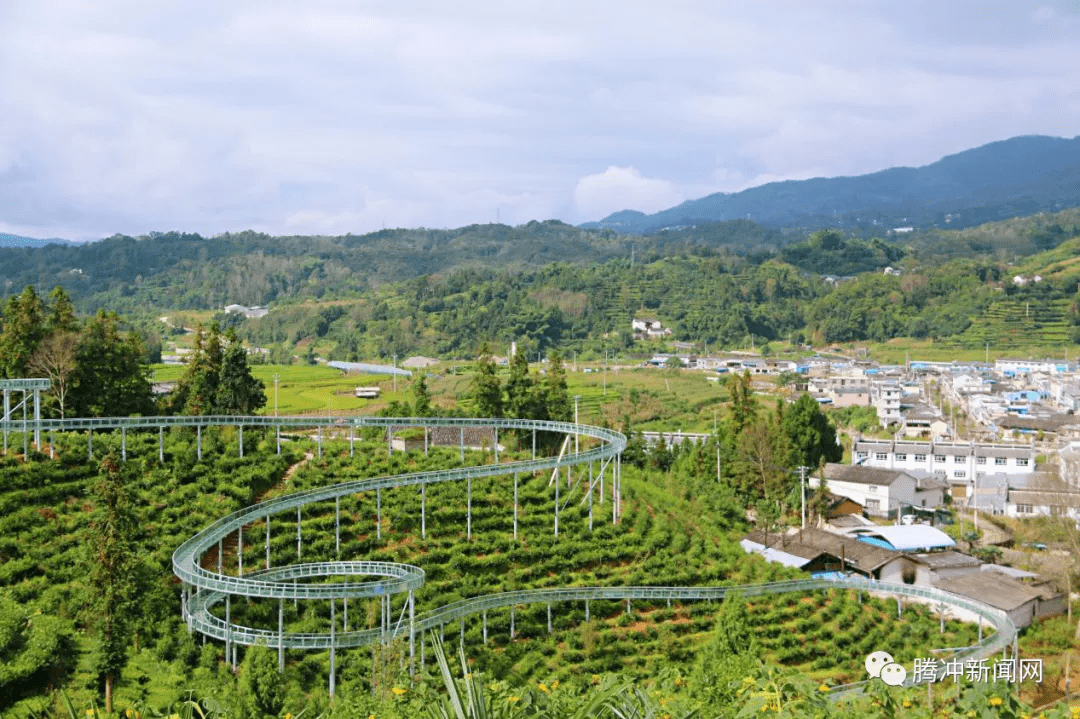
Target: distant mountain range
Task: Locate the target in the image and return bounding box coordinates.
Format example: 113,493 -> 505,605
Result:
581,135 -> 1080,234
0,233 -> 73,248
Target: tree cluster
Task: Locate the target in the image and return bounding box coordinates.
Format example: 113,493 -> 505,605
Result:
0,285 -> 153,418
165,324 -> 266,415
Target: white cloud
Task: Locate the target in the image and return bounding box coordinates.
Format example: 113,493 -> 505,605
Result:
573,167 -> 684,220
0,1 -> 1077,238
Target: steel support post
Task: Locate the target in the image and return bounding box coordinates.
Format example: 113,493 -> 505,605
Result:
349,425 -> 354,456
218,539 -> 223,574
387,427 -> 392,457
21,392 -> 26,458
329,599 -> 336,699
121,427 -> 126,462
460,427 -> 464,462
87,430 -> 92,460
547,603 -> 552,633
238,426 -> 243,458
897,597 -> 902,618
494,428 -> 498,463
424,426 -> 428,456
2,390 -> 8,452
33,388 -> 40,451
510,606 -> 515,639
588,462 -> 593,532
344,598 -> 348,632
513,475 -> 518,541
275,425 -> 280,455
613,457 -> 618,525
225,596 -> 232,669
238,525 -> 243,577
408,590 -> 415,677
376,488 -> 382,540
297,507 -> 302,560
459,617 -> 464,646
532,429 -> 536,459
266,517 -> 271,570
197,424 -> 203,460
585,599 -> 589,622
335,496 -> 340,558
554,471 -> 559,538
159,426 -> 164,463
483,612 -> 488,644
421,484 -> 426,539
278,599 -> 284,672
317,426 -> 322,459
49,431 -> 54,459
467,477 -> 472,540
626,599 -> 631,616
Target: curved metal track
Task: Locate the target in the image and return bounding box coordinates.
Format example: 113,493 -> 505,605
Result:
2,412 -> 1017,692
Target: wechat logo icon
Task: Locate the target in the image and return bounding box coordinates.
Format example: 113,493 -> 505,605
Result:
865,651 -> 907,687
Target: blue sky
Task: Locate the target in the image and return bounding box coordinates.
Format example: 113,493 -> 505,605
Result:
1,1 -> 1077,240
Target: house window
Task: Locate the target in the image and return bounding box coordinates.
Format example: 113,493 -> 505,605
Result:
875,453 -> 887,461
1017,458 -> 1029,467
868,485 -> 878,493
953,470 -> 966,478
934,455 -> 945,463
976,456 -> 986,465
866,499 -> 880,511
895,453 -> 907,461
995,457 -> 1006,466
1015,504 -> 1033,514
953,455 -> 964,463
857,452 -> 868,460
914,454 -> 926,462
935,470 -> 946,476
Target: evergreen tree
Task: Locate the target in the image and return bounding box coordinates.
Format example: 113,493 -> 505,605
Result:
469,348 -> 503,418
727,370 -> 757,437
240,644 -> 285,717
83,455 -> 136,715
783,392 -> 843,469
216,329 -> 266,415
45,286 -> 78,334
0,286 -> 46,378
691,593 -> 759,708
411,372 -> 433,417
541,350 -> 571,422
69,311 -> 153,417
504,350 -> 536,420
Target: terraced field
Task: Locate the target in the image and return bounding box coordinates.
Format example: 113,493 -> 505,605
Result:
938,297 -> 1074,351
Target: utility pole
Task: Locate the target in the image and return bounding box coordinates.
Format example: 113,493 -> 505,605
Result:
392,353 -> 398,393
273,373 -> 280,417
574,396 -> 581,456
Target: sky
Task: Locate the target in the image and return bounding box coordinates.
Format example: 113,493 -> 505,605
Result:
1,1 -> 1078,241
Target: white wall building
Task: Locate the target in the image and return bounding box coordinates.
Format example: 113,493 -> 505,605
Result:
852,439 -> 1036,489
813,464 -> 918,517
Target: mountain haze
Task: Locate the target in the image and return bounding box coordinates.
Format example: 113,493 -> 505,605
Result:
582,135 -> 1080,234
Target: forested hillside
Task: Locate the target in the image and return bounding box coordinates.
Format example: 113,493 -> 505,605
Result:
3,209 -> 1080,359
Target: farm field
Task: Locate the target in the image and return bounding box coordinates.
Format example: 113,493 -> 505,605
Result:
150,362 -> 733,432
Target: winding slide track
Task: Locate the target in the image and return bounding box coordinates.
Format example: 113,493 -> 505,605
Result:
0,410 -> 1020,695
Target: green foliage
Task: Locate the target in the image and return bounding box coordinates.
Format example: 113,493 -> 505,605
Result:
782,393 -> 842,469
68,311 -> 154,417
239,644 -> 285,717
168,325 -> 266,415
469,350 -> 504,418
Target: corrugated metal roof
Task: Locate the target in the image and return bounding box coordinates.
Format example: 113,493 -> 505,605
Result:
852,525 -> 955,551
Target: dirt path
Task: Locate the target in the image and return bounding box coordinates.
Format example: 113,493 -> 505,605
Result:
257,451 -> 315,502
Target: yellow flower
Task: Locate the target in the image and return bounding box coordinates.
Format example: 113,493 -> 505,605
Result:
989,696 -> 1003,707
507,696 -> 520,703
538,683 -> 549,693
743,676 -> 756,685
591,674 -> 600,685
391,687 -> 407,696
903,700 -> 912,708
818,684 -> 830,693
551,680 -> 559,690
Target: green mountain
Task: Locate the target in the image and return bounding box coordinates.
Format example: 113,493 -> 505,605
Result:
582,135 -> 1080,234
